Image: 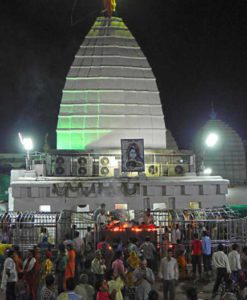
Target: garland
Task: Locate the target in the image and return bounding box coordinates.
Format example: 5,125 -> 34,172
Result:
52,182 -> 139,197
52,182 -> 96,197
80,183 -> 96,197
121,182 -> 138,196
52,183 -> 69,197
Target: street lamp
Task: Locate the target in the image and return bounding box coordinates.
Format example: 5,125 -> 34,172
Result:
203,167 -> 212,175
19,133 -> 33,170
199,132 -> 219,174
205,133 -> 218,148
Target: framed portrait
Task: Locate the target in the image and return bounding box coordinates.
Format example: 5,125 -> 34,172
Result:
121,139 -> 145,172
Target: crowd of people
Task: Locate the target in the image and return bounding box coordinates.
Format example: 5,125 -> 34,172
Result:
0,207 -> 247,300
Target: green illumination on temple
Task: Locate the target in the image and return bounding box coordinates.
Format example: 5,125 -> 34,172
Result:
57,129 -> 111,150
94,20 -> 127,29
57,16 -> 136,150
88,19 -> 133,38
56,16 -> 166,150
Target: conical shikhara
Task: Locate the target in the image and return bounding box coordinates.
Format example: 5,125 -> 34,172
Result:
57,16 -> 167,150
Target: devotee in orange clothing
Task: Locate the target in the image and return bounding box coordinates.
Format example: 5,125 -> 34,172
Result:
33,247 -> 42,300
177,250 -> 188,280
13,245 -> 23,274
64,243 -> 76,287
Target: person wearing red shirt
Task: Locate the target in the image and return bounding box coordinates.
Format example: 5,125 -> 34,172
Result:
96,279 -> 112,300
191,233 -> 202,279
64,243 -> 76,289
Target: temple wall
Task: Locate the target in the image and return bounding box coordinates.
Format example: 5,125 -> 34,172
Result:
10,171 -> 228,211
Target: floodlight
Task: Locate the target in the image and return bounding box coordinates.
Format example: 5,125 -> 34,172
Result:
22,138 -> 33,151
205,133 -> 218,148
18,133 -> 33,170
203,168 -> 212,175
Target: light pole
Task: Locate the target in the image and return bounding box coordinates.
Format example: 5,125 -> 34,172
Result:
199,132 -> 219,175
19,133 -> 33,170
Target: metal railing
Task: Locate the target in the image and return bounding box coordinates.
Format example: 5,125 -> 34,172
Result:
0,208 -> 245,255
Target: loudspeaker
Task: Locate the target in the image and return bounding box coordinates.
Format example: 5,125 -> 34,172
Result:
54,156 -> 71,176
145,164 -> 161,177
168,164 -> 188,176
72,156 -> 93,177
99,156 -> 116,177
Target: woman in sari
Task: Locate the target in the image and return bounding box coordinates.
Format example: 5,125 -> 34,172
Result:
23,250 -> 37,300
126,251 -> 140,300
64,243 -> 76,288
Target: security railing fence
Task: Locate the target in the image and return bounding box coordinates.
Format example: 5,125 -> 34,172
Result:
0,208 -> 246,255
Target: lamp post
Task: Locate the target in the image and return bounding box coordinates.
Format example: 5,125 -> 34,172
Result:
19,133 -> 33,170
199,132 -> 219,175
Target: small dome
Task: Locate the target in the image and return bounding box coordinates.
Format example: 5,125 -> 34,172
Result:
194,119 -> 246,184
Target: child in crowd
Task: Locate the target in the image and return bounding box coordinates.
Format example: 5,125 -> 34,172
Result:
96,279 -> 113,300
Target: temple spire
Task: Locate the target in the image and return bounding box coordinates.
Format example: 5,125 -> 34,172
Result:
210,101 -> 217,120
103,0 -> 116,17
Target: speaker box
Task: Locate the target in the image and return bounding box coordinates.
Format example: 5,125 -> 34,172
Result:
72,156 -> 93,177
145,164 -> 161,177
54,156 -> 71,176
99,156 -> 116,177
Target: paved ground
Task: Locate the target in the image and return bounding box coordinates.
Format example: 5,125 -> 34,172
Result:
152,276 -> 215,300
0,281 -> 213,300
0,277 -> 215,300
166,279 -> 214,300
0,282 -> 214,300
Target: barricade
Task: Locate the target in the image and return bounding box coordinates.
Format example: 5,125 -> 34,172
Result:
0,208 -> 245,256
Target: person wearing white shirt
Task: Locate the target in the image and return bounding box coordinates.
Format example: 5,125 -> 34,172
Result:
96,207 -> 108,241
212,244 -> 231,294
94,203 -> 106,224
175,224 -> 181,242
133,259 -> 155,300
228,243 -> 241,282
143,209 -> 154,225
159,249 -> 179,300
23,250 -> 36,272
1,249 -> 18,300
171,228 -> 177,244
97,212 -> 107,228
85,226 -> 93,246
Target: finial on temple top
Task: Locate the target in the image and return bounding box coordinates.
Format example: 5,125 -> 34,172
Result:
210,101 -> 217,120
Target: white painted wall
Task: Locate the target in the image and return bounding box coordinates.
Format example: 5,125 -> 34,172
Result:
10,171 -> 229,212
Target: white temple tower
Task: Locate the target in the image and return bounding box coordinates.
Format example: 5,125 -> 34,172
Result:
10,16 -> 229,212
57,17 -> 167,150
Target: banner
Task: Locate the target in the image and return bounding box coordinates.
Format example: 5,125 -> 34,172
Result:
121,139 -> 144,172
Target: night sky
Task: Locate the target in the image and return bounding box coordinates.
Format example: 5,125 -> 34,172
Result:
1,0 -> 247,152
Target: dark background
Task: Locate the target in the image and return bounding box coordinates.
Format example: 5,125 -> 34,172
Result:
1,0 -> 247,152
